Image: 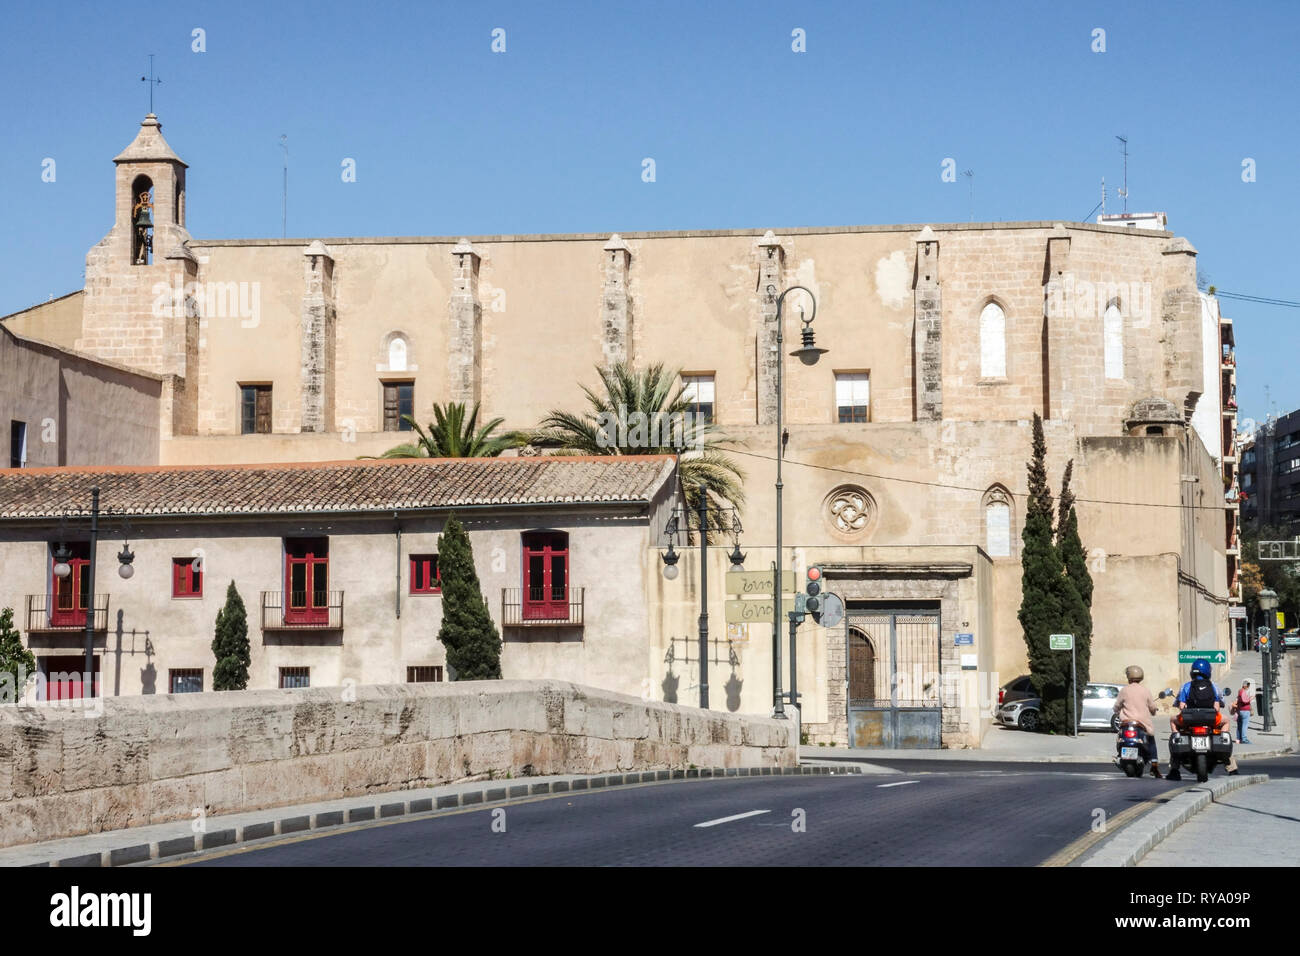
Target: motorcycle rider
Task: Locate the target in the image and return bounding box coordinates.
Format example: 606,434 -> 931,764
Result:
1166,658 -> 1222,781
1113,665 -> 1161,778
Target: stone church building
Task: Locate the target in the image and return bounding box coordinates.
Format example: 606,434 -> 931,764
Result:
1,114 -> 1239,747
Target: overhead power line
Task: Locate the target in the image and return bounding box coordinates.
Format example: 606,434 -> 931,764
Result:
724,447 -> 1238,515
1214,290 -> 1300,308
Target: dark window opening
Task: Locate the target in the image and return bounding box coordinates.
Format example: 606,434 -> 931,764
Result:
9,420 -> 26,468
407,666 -> 444,683
240,385 -> 272,434
383,381 -> 414,431
172,557 -> 203,597
279,667 -> 310,689
410,553 -> 440,594
522,531 -> 569,621
284,537 -> 329,624
169,669 -> 204,694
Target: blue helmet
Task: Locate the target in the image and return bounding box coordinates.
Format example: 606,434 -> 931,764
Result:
1190,658 -> 1212,679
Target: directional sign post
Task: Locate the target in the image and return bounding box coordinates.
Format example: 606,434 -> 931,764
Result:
725,570 -> 795,597
725,599 -> 775,624
1176,650 -> 1227,665
1050,634 -> 1077,737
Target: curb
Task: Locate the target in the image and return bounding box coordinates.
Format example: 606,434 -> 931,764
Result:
1081,773 -> 1269,867
31,763 -> 861,868
801,747 -> 1294,765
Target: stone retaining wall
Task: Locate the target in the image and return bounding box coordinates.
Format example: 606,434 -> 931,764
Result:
0,680 -> 795,848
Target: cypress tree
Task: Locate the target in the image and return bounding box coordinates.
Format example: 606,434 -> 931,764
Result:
0,607 -> 36,703
1056,460 -> 1094,731
1018,413 -> 1068,731
436,513 -> 502,680
212,581 -> 251,690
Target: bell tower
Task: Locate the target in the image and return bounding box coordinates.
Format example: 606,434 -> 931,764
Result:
80,114 -> 199,437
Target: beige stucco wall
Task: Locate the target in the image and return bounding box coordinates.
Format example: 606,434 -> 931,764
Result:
0,509 -> 658,699
0,291 -> 85,349
0,327 -> 160,468
0,680 -> 796,848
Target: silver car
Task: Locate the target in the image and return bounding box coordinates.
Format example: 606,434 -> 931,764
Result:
996,697 -> 1041,732
1080,682 -> 1122,731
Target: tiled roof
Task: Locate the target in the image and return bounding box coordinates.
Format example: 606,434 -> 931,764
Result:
0,456 -> 678,520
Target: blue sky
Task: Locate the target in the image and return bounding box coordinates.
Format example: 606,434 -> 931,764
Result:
2,0 -> 1296,422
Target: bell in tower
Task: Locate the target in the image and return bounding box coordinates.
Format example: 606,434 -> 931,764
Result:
132,187 -> 154,265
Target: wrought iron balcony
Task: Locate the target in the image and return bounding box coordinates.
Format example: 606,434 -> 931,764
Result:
25,594 -> 109,633
501,587 -> 584,627
261,591 -> 345,630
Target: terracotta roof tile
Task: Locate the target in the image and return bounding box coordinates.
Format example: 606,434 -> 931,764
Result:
0,455 -> 678,520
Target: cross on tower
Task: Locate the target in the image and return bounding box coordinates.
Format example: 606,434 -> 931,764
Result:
140,54 -> 162,113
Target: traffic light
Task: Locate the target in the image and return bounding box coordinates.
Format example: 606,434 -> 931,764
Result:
804,565 -> 823,614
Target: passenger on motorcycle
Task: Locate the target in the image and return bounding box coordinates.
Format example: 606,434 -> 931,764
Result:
1113,665 -> 1162,778
1171,658 -> 1222,728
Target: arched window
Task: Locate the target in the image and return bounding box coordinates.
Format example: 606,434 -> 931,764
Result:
979,302 -> 1006,379
388,336 -> 408,372
1104,301 -> 1124,379
983,485 -> 1013,557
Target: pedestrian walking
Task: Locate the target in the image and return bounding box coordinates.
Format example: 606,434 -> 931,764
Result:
1232,679 -> 1252,744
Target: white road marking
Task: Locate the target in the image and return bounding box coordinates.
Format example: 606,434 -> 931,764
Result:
694,810 -> 771,828
877,780 -> 919,788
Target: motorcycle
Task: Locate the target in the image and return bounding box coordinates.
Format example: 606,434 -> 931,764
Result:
1114,719 -> 1155,777
1166,707 -> 1233,782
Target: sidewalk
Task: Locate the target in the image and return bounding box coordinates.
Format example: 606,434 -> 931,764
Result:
1137,778 -> 1300,867
800,651 -> 1295,764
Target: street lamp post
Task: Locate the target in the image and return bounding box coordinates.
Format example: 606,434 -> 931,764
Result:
1259,588 -> 1278,731
660,485 -> 745,710
770,284 -> 827,718
49,486 -> 136,700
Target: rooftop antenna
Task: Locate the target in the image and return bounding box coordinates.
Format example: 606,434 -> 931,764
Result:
140,54 -> 161,114
1101,177 -> 1106,217
279,135 -> 288,239
962,169 -> 974,222
1115,135 -> 1129,214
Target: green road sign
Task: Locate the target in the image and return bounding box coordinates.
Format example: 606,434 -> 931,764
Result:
1049,634 -> 1073,651
724,599 -> 775,624
725,570 -> 795,596
1177,650 -> 1227,664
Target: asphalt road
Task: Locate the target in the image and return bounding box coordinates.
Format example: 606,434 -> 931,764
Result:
185,768 -> 1193,867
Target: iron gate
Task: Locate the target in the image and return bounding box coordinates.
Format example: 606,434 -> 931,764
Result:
846,606 -> 942,749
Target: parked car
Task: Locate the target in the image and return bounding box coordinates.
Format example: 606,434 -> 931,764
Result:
1080,682 -> 1123,731
999,675 -> 1036,706
996,696 -> 1041,732
1282,629 -> 1300,650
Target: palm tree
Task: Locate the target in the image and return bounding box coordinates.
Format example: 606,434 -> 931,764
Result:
524,362 -> 745,517
368,402 -> 520,458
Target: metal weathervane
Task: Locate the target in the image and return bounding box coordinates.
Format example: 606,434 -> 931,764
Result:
141,55 -> 162,113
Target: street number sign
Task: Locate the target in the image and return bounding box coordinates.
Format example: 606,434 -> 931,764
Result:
1176,650 -> 1227,664
1049,634 -> 1073,651
725,570 -> 795,596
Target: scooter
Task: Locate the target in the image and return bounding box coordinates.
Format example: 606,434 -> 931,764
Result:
1114,720 -> 1154,777
1166,707 -> 1233,782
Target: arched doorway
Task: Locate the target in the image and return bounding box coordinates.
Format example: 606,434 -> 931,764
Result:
848,627 -> 878,706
